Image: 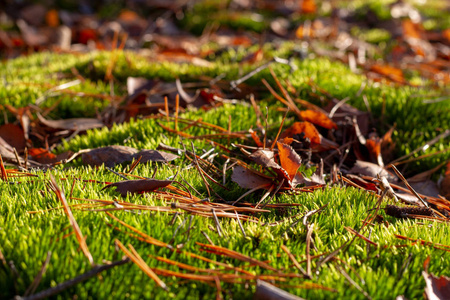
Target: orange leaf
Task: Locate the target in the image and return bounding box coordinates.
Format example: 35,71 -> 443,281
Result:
370,64 -> 405,84
299,110 -> 337,130
280,122 -> 321,145
45,9 -> 59,27
402,19 -> 421,39
28,148 -> 57,164
301,0 -> 317,14
443,29 -> 450,43
277,142 -> 301,180
118,9 -> 140,23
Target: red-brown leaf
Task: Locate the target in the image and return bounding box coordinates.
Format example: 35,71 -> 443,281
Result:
0,124 -> 26,151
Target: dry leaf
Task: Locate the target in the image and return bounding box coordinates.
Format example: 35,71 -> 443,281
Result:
81,146 -> 178,167
280,122 -> 321,145
37,113 -> 104,131
103,179 -> 173,196
423,258 -> 450,300
0,124 -> 26,151
82,145 -> 138,167
276,142 -> 301,180
299,110 -> 337,130
28,148 -> 72,164
231,165 -> 272,190
370,64 -> 405,84
136,150 -> 179,163
301,0 -> 317,14
349,160 -> 391,179
250,150 -> 281,170
439,162 -> 450,200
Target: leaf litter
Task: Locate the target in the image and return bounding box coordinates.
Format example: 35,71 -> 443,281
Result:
1,0 -> 450,299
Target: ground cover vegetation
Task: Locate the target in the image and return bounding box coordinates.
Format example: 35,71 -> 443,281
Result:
0,0 -> 449,299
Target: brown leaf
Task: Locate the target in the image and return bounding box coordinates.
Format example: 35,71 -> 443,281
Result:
277,142 -> 301,180
136,150 -> 179,163
82,146 -> 138,167
349,160 -> 392,179
37,113 -> 104,131
0,124 -> 26,152
81,146 -> 178,167
231,165 -> 273,190
299,110 -> 337,130
250,150 -> 281,170
103,179 -> 173,196
346,174 -> 378,192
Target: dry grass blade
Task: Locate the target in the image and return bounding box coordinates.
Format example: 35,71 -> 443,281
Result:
306,224 -> 314,278
115,239 -> 167,290
335,263 -> 372,300
280,245 -> 308,278
151,255 -> 216,274
390,164 -> 429,207
0,154 -> 8,181
105,212 -> 168,248
24,251 -> 52,297
49,174 -> 94,266
344,227 -> 378,247
394,234 -> 450,252
197,242 -> 279,272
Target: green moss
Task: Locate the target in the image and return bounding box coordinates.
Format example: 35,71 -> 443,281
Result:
1,48 -> 449,299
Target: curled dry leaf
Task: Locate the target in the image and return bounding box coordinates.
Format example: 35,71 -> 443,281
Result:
231,165 -> 272,190
299,110 -> 337,130
103,179 -> 173,196
37,113 -> 104,131
81,145 -> 179,167
0,124 -> 27,151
